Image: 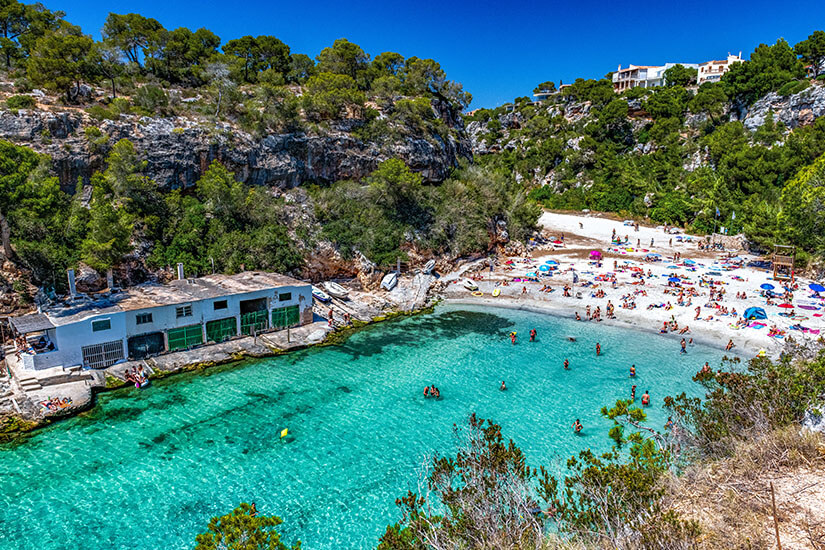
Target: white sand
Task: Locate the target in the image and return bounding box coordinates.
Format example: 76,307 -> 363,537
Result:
443,212 -> 825,357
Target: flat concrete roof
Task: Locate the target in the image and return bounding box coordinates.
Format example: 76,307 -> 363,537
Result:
18,271 -> 308,327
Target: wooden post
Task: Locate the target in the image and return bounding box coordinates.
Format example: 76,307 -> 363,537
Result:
770,482 -> 782,550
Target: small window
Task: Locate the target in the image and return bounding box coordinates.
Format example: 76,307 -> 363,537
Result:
278,292 -> 292,302
136,312 -> 153,325
213,300 -> 228,311
92,319 -> 111,332
176,305 -> 193,318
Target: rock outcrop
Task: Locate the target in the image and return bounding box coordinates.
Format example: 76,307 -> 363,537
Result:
0,106 -> 471,190
743,82 -> 825,131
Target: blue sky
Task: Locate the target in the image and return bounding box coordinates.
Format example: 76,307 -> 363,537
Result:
51,0 -> 825,108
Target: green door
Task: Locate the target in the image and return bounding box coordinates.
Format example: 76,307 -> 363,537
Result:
271,307 -> 287,329
286,305 -> 300,326
167,324 -> 204,352
271,306 -> 299,329
206,317 -> 237,343
240,310 -> 268,335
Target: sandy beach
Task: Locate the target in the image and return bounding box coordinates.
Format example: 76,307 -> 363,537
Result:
442,211 -> 825,357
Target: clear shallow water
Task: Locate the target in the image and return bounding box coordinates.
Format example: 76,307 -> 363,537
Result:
0,305 -> 731,550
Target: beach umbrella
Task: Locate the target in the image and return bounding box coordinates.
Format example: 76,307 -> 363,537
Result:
683,259 -> 695,265
646,253 -> 661,257
778,303 -> 794,308
744,307 -> 767,320
760,283 -> 775,290
589,250 -> 602,260
668,277 -> 680,283
545,260 -> 558,265
809,283 -> 825,292
539,265 -> 550,272
526,272 -> 537,278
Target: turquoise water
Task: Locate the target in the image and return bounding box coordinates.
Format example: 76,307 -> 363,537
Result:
0,305 -> 731,550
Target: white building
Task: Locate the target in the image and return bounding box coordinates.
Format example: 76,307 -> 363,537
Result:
697,53 -> 742,85
612,62 -> 699,92
9,271 -> 313,371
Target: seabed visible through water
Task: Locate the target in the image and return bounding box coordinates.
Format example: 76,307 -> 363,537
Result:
0,304 -> 735,549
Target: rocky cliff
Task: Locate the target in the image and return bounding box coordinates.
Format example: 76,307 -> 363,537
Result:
742,82 -> 825,131
0,106 -> 471,190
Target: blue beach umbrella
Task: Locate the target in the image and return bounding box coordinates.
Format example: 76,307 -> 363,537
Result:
545,260 -> 559,265
526,272 -> 537,278
683,259 -> 695,265
760,283 -> 775,290
809,283 -> 825,292
668,277 -> 680,283
539,265 -> 550,272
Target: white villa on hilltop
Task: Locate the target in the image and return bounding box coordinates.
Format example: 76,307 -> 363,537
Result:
612,53 -> 742,92
9,269 -> 313,370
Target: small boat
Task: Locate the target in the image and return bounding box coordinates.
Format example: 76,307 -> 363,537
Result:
323,281 -> 349,300
381,272 -> 398,291
422,259 -> 436,275
462,279 -> 479,291
312,286 -> 331,303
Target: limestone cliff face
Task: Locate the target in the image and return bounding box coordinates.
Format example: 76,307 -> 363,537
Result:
742,82 -> 825,131
0,105 -> 471,190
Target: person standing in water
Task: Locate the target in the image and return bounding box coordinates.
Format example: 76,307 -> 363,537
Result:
500,381 -> 507,391
564,358 -> 569,370
529,328 -> 537,342
631,385 -> 637,401
596,342 -> 601,356
572,419 -> 583,433
680,338 -> 687,354
641,390 -> 650,406
630,364 -> 636,377
510,332 -> 517,345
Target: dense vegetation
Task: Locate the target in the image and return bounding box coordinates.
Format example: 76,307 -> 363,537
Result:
0,1 -> 541,298
469,31 -> 825,265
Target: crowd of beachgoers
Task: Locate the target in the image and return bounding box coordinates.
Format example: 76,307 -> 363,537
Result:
447,212 -> 825,358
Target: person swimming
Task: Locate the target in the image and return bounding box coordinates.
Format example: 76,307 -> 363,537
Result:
500,381 -> 507,391
630,364 -> 636,377
641,390 -> 650,406
572,419 -> 583,433
564,358 -> 569,370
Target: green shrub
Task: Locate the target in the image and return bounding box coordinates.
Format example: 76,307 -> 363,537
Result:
777,79 -> 809,96
6,95 -> 35,109
133,85 -> 168,114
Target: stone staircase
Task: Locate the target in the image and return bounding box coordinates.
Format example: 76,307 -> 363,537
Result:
16,372 -> 42,392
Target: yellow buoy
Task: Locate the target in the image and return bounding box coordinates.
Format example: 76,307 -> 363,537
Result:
280,428 -> 289,438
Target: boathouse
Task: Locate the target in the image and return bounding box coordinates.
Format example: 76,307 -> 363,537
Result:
9,271 -> 313,370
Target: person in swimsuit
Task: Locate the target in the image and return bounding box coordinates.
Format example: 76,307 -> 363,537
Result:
641,390 -> 650,406
631,385 -> 636,401
596,343 -> 601,356
630,365 -> 636,377
500,381 -> 507,391
572,419 -> 583,433
564,358 -> 569,370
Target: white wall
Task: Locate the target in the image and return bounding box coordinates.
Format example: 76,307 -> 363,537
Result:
28,283 -> 313,370
50,310 -> 128,368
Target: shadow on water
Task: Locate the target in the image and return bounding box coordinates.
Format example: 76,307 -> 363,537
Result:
335,310 -> 514,360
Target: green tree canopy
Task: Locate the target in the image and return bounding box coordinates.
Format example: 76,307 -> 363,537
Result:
795,29 -> 825,77
27,21 -> 94,102
722,38 -> 805,106
194,502 -> 301,550
663,64 -> 697,87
